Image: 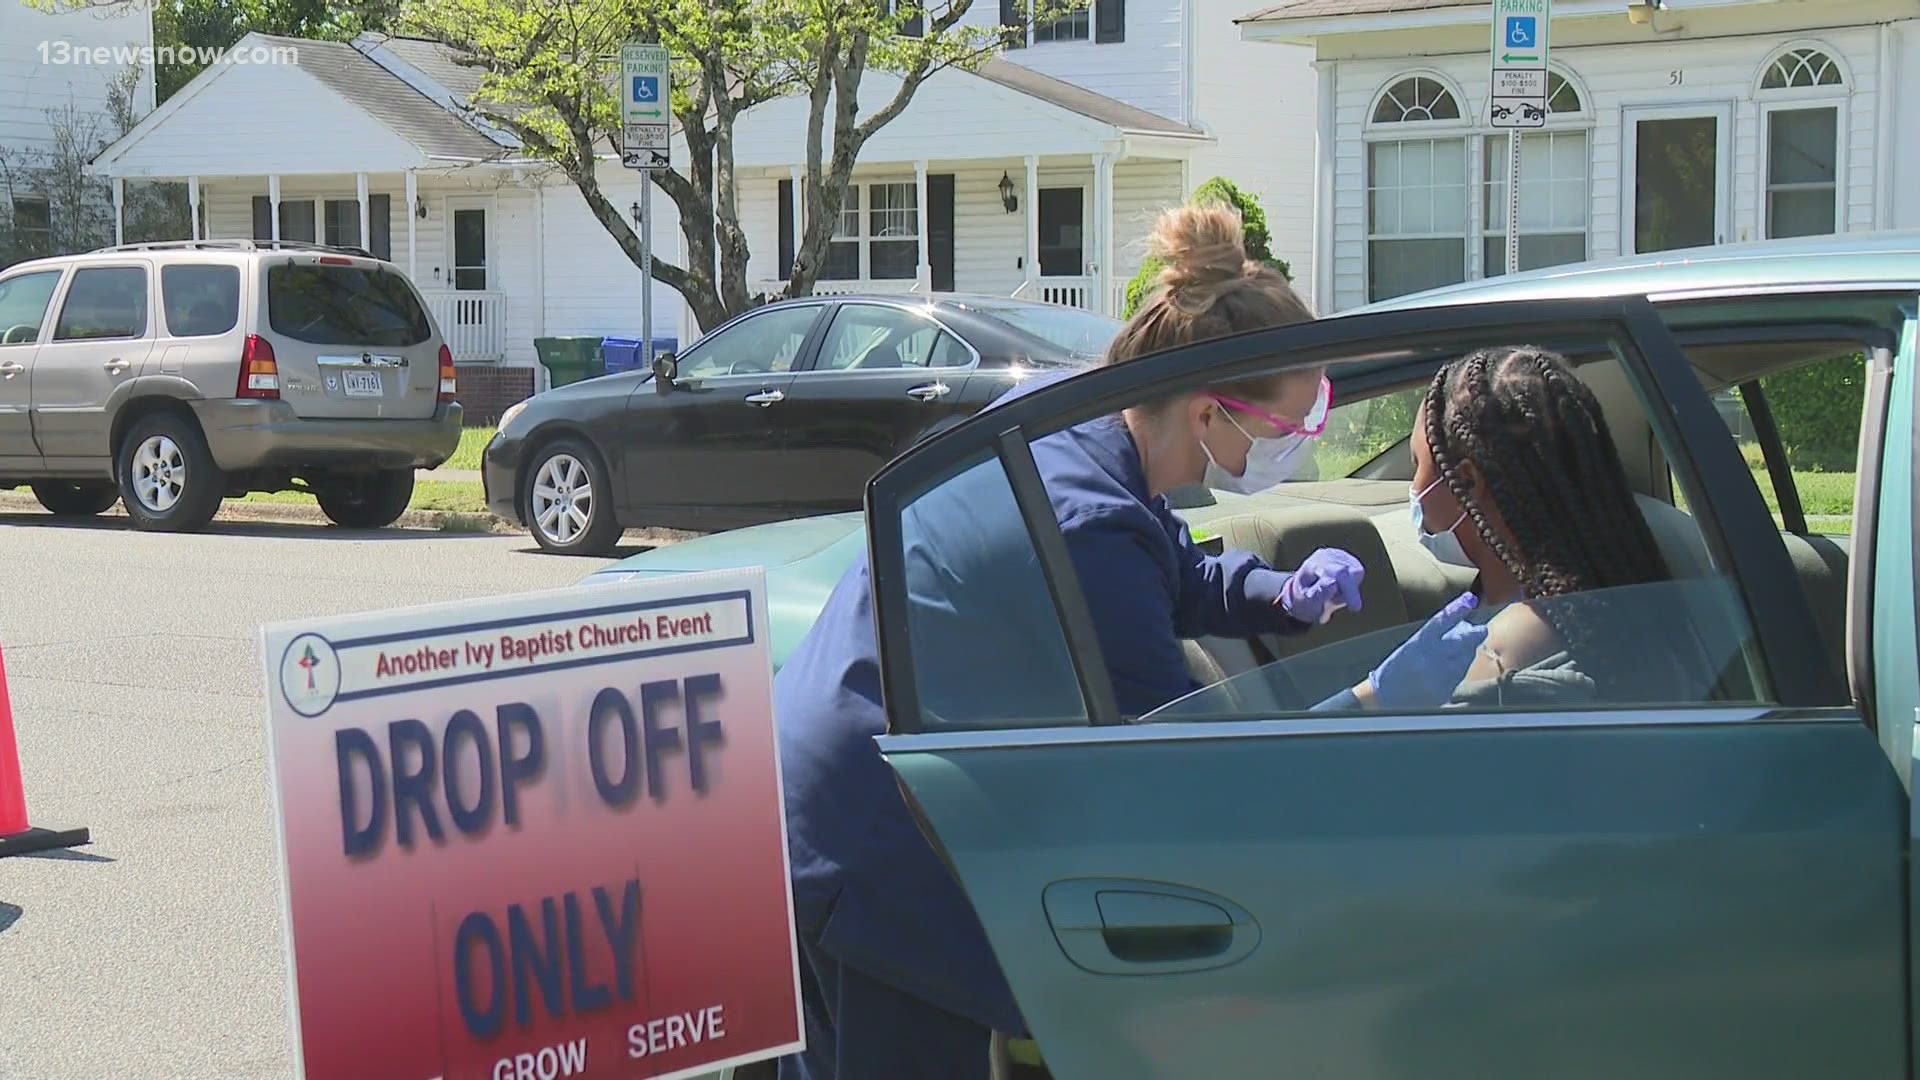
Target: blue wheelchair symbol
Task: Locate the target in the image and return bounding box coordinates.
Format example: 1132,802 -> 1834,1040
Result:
632,75 -> 659,103
1505,16 -> 1536,49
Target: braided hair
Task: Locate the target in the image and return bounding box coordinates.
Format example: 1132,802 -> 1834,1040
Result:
1423,346 -> 1678,696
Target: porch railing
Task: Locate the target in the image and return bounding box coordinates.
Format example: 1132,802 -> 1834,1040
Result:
752,278 -> 920,298
422,290 -> 506,362
1037,276 -> 1097,312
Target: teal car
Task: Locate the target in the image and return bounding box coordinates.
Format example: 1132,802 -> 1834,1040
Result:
587,232 -> 1920,1076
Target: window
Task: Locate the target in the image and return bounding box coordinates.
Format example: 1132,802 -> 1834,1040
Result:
821,187 -> 862,281
161,265 -> 240,337
1002,0 -> 1123,47
1483,74 -> 1589,276
452,207 -> 488,290
53,267 -> 147,341
1701,353 -> 1866,534
1758,47 -> 1844,240
967,300 -> 1119,361
818,183 -> 920,282
266,264 -> 430,347
252,196 -> 392,258
1367,77 -> 1467,302
816,304 -> 967,371
678,305 -> 822,379
891,0 -> 924,37
252,197 -> 317,243
11,196 -> 52,261
0,270 -> 63,346
1763,47 -> 1843,89
1034,5 -> 1088,42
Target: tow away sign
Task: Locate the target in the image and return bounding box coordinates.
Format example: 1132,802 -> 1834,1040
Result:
1489,0 -> 1550,128
260,571 -> 802,1080
621,43 -> 671,169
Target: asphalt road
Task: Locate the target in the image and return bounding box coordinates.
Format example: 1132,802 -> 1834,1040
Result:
0,511 -> 623,1079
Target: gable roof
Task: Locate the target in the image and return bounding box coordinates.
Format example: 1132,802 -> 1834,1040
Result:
1238,0 -> 1476,19
250,34 -> 506,160
975,57 -> 1204,137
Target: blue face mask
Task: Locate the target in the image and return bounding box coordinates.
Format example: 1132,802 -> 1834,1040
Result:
1411,477 -> 1475,568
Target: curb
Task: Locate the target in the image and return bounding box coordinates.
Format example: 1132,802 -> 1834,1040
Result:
0,488 -> 510,533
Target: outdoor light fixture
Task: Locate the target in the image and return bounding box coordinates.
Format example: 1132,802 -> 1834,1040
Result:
415,202 -> 427,219
631,200 -> 642,222
1626,0 -> 1667,25
998,171 -> 1018,213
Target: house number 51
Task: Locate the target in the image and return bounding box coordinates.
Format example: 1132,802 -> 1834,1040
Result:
1669,70 -> 1685,85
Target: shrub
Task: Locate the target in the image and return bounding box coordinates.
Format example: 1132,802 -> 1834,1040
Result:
1122,177 -> 1292,318
1759,353 -> 1866,471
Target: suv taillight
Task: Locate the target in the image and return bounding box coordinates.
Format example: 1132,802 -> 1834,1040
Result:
238,335 -> 280,399
438,344 -> 456,401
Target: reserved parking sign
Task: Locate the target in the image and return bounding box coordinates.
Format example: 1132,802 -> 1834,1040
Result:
260,571 -> 802,1080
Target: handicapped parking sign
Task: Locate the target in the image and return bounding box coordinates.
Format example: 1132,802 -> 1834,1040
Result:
632,75 -> 659,103
1505,16 -> 1536,48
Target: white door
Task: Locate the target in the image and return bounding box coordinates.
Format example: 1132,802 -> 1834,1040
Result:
443,197 -> 493,292
1622,103 -> 1734,255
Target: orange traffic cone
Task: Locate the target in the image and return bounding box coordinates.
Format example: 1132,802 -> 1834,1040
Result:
0,645 -> 89,858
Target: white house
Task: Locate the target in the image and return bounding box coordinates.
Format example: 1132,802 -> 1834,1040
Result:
89,0 -> 1323,419
2,0 -> 156,250
1238,0 -> 1920,315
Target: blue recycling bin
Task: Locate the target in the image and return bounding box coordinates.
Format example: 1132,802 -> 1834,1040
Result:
603,336 -> 680,375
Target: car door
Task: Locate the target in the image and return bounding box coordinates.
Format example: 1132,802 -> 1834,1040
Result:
616,302 -> 826,524
773,301 -> 982,516
0,265 -> 67,472
31,262 -> 157,471
864,296 -> 1907,1078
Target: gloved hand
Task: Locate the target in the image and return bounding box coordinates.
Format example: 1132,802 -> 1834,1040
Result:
1280,548 -> 1365,625
1366,592 -> 1488,710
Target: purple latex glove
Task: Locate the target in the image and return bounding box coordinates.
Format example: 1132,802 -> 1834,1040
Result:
1367,592 -> 1489,709
1279,547 -> 1366,625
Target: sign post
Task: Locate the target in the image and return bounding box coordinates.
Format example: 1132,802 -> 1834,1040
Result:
260,572 -> 803,1079
1489,0 -> 1550,276
621,43 -> 672,369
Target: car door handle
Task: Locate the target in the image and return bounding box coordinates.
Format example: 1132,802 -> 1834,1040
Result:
743,389 -> 786,407
103,358 -> 131,375
0,361 -> 22,379
906,381 -> 951,402
1042,879 -> 1260,976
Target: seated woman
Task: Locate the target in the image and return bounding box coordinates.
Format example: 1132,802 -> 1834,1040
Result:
1321,344 -> 1682,711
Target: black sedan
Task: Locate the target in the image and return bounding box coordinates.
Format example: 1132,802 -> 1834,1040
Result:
484,293 -> 1120,553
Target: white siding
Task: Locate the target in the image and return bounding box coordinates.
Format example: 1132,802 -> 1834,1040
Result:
0,0 -> 153,163
957,0 -> 1188,122
535,165 -> 685,349
1322,25 -> 1889,312
1111,158 -> 1186,282
1894,21 -> 1920,230
1187,0 -> 1318,301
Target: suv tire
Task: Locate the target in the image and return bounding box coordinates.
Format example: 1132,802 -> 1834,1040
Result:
117,412 -> 225,533
523,438 -> 620,556
316,469 -> 415,530
31,480 -> 119,517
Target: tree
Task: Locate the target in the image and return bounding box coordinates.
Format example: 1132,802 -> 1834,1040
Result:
1121,176 -> 1292,318
405,0 -> 1053,332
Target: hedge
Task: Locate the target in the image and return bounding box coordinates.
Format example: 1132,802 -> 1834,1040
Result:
1757,352 -> 1866,472
1122,177 -> 1291,319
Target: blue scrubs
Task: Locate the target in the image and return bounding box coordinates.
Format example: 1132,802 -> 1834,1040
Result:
773,373 -> 1313,1079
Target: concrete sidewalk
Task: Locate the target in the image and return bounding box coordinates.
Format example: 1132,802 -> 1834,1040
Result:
417,467 -> 482,484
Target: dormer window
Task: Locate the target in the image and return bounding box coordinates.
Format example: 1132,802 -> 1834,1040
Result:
1001,0 -> 1124,48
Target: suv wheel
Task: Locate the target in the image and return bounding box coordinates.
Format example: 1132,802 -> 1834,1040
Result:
523,439 -> 620,555
316,470 -> 415,530
30,480 -> 119,517
117,413 -> 224,532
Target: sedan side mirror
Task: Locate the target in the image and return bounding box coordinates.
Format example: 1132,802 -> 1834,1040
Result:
651,350 -> 677,394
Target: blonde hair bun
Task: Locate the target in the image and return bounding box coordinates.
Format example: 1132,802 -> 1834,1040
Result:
1152,202 -> 1255,295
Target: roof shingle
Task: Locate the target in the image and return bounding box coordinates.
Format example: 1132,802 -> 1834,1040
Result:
975,58 -> 1204,136
255,34 -> 507,160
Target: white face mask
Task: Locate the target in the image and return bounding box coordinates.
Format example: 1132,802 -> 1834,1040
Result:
1201,410 -> 1314,495
1411,476 -> 1476,567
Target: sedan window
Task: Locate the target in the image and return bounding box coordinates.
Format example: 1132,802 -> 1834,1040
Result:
679,305 -> 820,378
815,304 -> 964,372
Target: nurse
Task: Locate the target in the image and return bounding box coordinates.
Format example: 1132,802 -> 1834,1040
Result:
772,204 -> 1366,1080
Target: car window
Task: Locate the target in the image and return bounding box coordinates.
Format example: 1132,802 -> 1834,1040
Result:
868,325 -> 1791,736
267,263 -> 430,347
965,302 -> 1120,362
0,270 -> 64,346
53,266 -> 148,341
162,265 -> 241,338
1695,354 -> 1865,535
679,306 -> 820,379
816,304 -> 963,371
1304,385 -> 1425,479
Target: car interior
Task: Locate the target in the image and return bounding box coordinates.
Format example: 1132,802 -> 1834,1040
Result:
1166,338 -> 1863,703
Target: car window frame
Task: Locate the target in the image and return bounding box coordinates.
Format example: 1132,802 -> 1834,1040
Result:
50,262 -> 152,343
0,266 -> 70,348
674,301 -> 831,381
159,262 -> 245,340
794,300 -> 982,376
862,294 -> 1846,736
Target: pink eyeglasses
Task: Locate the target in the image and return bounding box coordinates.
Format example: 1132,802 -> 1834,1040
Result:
1209,375 -> 1333,438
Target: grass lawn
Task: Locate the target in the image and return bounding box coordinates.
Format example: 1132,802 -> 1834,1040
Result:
236,478 -> 489,515
446,427 -> 496,471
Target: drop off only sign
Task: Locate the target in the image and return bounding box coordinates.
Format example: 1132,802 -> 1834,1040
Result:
1489,0 -> 1550,129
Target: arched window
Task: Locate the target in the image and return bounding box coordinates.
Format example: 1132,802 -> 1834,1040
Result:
1757,46 -> 1845,238
1367,75 -> 1468,301
1545,71 -> 1583,115
1482,68 -> 1591,278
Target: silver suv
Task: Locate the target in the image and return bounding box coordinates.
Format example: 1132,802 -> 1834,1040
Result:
0,239 -> 461,531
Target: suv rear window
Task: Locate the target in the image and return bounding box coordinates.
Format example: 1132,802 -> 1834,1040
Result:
162,264 -> 240,337
267,263 -> 431,347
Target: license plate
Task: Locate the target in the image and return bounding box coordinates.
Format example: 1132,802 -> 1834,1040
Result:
343,370 -> 382,397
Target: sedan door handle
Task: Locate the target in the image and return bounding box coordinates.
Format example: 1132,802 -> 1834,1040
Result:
743,389 -> 786,407
906,381 -> 950,402
1043,880 -> 1259,976
103,358 -> 131,375
0,361 -> 22,379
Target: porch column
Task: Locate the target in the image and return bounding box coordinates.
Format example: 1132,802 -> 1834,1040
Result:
404,171 -> 418,278
356,172 -> 370,250
914,160 -> 930,291
1093,153 -> 1114,315
111,178 -> 124,246
187,176 -> 201,240
268,174 -> 281,242
1023,155 -> 1039,292
790,164 -> 804,258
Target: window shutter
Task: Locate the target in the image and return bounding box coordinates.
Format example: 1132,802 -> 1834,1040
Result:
901,0 -> 924,37
778,178 -> 795,279
1095,0 -> 1124,43
1000,0 -> 1025,48
369,194 -> 393,261
251,196 -> 272,240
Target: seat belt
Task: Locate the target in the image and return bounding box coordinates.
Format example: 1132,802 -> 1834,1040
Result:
1244,633 -> 1279,667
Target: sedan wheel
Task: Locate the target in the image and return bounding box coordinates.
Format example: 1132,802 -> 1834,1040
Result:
523,439 -> 620,555
132,435 -> 187,513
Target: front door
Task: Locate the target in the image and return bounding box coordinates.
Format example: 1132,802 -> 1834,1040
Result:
31,263 -> 155,471
0,266 -> 66,469
1624,103 -> 1732,254
863,297 -> 1904,1077
1036,187 -> 1086,278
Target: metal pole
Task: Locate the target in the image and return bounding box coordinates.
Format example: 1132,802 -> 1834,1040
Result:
1505,129 -> 1522,276
641,178 -> 655,368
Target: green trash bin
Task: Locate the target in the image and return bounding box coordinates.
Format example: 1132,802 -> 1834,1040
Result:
534,336 -> 607,387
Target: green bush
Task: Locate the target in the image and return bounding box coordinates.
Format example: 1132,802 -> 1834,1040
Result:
1758,353 -> 1866,471
1122,177 -> 1292,318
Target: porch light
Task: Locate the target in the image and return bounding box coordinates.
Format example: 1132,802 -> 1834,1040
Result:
998,171 -> 1018,213
631,200 -> 642,222
1626,0 -> 1666,24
